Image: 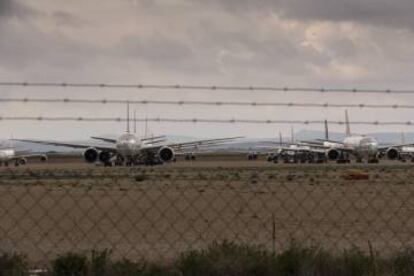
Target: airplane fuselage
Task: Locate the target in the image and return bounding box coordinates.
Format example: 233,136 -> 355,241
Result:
0,149 -> 15,161
115,133 -> 142,157
343,136 -> 379,160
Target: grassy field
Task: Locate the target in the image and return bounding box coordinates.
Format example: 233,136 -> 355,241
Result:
0,159 -> 414,266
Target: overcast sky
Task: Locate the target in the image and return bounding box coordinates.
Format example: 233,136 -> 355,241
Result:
1,0 -> 414,140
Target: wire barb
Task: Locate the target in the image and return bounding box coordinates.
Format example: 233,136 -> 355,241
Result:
0,116 -> 413,126
1,97 -> 414,110
1,81 -> 414,94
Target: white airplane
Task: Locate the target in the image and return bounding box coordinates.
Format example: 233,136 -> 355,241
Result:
0,147 -> 48,167
268,128 -> 327,163
14,104 -> 242,166
303,110 -> 414,163
378,132 -> 414,162
247,127 -> 327,163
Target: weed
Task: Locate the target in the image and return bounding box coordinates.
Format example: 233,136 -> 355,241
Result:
388,249 -> 414,276
176,240 -> 278,276
0,252 -> 28,276
51,252 -> 87,276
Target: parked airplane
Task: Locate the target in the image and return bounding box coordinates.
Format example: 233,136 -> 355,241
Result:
377,132 -> 414,162
0,147 -> 47,167
245,126 -> 327,163
302,111 -> 414,163
14,104 -> 242,166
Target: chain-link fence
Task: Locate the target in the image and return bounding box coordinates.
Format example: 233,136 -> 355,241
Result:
0,165 -> 413,266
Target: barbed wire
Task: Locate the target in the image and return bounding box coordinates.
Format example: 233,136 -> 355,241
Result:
1,81 -> 414,94
0,97 -> 413,109
1,116 -> 414,126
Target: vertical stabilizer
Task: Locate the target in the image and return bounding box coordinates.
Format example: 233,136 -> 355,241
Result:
133,110 -> 137,134
345,110 -> 351,137
324,119 -> 329,140
291,127 -> 294,143
279,131 -> 283,144
10,134 -> 14,149
144,117 -> 148,139
126,102 -> 130,133
401,132 -> 406,144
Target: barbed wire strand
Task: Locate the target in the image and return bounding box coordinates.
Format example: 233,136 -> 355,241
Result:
0,116 -> 413,126
1,82 -> 414,94
0,97 -> 412,109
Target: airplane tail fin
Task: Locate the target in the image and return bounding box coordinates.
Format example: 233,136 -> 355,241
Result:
10,134 -> 15,149
126,102 -> 130,133
291,127 -> 294,143
345,110 -> 351,137
144,117 -> 148,139
324,119 -> 329,140
279,131 -> 283,144
133,109 -> 137,134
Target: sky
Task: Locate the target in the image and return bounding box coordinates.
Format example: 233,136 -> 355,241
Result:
1,0 -> 414,140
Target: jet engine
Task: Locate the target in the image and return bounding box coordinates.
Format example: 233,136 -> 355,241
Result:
18,158 -> 27,165
326,148 -> 340,161
40,155 -> 48,162
84,148 -> 99,163
99,151 -> 113,163
157,146 -> 175,162
386,147 -> 400,160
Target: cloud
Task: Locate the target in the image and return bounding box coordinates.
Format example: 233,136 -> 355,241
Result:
1,0 -> 414,139
196,0 -> 414,30
0,0 -> 38,19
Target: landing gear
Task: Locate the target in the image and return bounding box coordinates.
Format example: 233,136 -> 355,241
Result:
184,154 -> 196,161
247,153 -> 258,160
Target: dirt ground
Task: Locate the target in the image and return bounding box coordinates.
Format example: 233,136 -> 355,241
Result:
1,157 -> 414,265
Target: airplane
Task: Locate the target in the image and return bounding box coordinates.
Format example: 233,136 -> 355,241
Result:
14,104 -> 243,166
300,110 -> 414,163
252,127 -> 327,164
377,132 -> 414,162
0,144 -> 48,167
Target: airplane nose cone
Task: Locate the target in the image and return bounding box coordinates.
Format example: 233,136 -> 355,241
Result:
368,142 -> 378,152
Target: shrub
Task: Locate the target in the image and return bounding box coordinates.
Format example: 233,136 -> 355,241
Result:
109,258 -> 173,276
0,252 -> 28,276
51,252 -> 88,276
388,249 -> 414,276
176,241 -> 278,276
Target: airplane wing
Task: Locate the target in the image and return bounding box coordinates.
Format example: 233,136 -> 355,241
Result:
315,138 -> 344,145
90,137 -> 117,144
141,135 -> 166,142
8,152 -> 48,161
12,139 -> 116,152
378,143 -> 414,151
166,137 -> 243,149
142,138 -> 167,145
91,135 -> 168,145
141,137 -> 243,152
